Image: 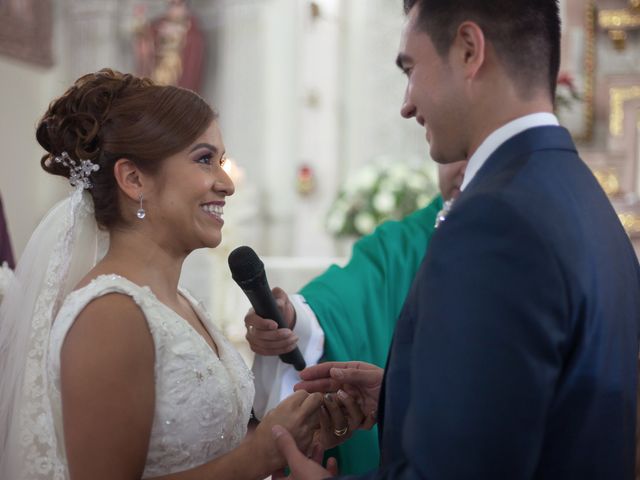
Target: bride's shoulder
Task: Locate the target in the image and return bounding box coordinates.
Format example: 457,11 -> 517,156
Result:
73,271 -> 141,294
53,274 -> 154,358
55,274 -> 154,336
54,278 -> 155,414
66,274 -> 151,307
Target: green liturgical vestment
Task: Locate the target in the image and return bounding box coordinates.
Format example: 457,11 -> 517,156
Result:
299,195 -> 443,474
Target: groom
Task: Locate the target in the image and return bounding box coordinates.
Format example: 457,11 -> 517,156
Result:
273,0 -> 640,478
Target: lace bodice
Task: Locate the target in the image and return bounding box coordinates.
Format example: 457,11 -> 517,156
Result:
47,274 -> 254,478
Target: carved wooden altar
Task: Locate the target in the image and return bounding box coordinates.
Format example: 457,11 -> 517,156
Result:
562,0 -> 640,256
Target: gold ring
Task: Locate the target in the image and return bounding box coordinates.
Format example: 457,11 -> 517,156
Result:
333,425 -> 348,437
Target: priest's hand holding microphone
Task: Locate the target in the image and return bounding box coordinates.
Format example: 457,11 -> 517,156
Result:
228,245 -> 305,370
229,246 -> 378,475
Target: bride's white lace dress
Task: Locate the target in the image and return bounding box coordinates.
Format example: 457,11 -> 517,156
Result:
46,274 -> 255,478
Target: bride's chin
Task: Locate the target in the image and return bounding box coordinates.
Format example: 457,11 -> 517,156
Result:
201,235 -> 222,249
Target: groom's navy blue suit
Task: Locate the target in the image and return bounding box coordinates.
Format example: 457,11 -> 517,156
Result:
352,126 -> 640,479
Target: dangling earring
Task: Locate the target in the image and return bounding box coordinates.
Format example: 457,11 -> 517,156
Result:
136,194 -> 146,219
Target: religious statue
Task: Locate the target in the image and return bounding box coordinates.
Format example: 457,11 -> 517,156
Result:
133,0 -> 205,92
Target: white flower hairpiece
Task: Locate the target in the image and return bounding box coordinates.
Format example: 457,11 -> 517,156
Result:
53,151 -> 100,189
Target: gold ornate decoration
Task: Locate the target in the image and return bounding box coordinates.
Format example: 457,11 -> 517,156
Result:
574,0 -> 596,142
618,212 -> 640,237
599,9 -> 640,28
609,85 -> 640,137
593,169 -> 621,196
598,1 -> 640,51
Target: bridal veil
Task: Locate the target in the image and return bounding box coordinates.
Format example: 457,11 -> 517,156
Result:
0,187 -> 108,479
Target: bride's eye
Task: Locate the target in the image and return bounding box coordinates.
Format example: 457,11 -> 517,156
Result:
196,153 -> 213,165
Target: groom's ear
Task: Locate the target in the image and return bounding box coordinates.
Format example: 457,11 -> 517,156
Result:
453,21 -> 485,82
113,158 -> 145,202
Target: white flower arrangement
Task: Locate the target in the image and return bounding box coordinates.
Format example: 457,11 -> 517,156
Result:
326,158 -> 437,237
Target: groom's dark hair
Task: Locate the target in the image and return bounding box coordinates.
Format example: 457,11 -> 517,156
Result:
403,0 -> 561,101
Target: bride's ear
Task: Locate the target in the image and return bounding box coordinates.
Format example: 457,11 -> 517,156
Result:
113,158 -> 145,201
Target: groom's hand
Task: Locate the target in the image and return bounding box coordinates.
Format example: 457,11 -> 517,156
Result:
254,391 -> 323,473
295,361 -> 383,430
271,425 -> 338,479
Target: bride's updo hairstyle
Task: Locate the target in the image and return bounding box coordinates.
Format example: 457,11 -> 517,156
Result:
36,68 -> 216,228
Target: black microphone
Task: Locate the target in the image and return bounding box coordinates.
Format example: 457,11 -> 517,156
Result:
228,246 -> 306,371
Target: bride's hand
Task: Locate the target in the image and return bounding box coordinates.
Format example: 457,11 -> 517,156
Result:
254,390 -> 323,471
313,390 -> 365,451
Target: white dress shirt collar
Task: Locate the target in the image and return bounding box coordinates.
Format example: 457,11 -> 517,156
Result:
460,112 -> 559,191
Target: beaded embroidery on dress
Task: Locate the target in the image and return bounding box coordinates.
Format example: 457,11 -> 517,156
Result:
47,274 -> 255,479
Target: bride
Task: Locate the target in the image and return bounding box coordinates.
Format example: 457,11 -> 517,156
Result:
0,69 -> 357,479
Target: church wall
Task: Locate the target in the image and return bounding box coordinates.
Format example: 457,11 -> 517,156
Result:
0,0 -> 67,259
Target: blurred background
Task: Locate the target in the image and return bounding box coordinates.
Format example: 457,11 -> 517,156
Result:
0,0 -> 639,355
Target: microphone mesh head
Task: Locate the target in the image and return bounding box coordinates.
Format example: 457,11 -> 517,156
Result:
228,246 -> 264,283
